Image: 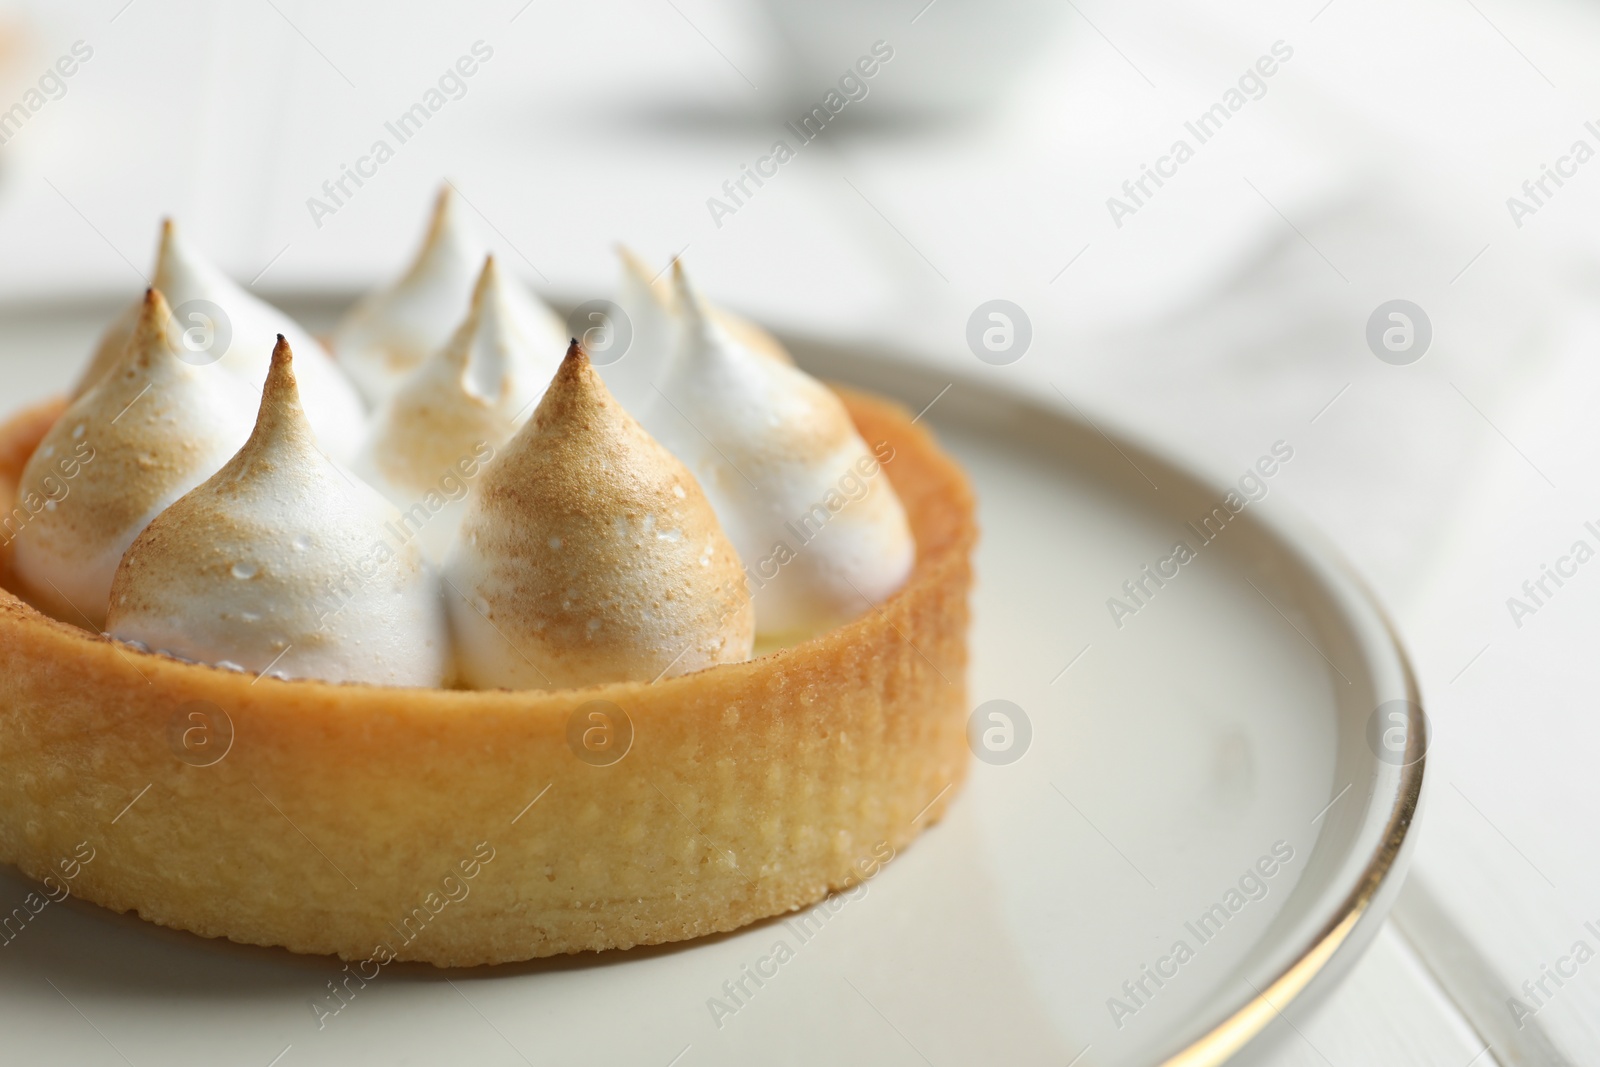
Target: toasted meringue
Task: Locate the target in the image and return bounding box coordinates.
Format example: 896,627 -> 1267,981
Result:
595,245 -> 681,417
332,186 -> 566,407
643,263 -> 914,640
606,247 -> 790,401
354,256 -> 558,563
712,305 -> 793,366
71,220 -> 369,462
11,290 -> 254,629
444,342 -> 754,689
72,299 -> 140,397
106,337 -> 451,688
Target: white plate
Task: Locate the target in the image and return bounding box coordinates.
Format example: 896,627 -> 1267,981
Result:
0,297 -> 1424,1067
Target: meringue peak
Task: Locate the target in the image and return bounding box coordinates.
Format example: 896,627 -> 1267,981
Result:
350,256 -> 558,562
72,218 -> 368,460
670,259 -> 705,328
453,255 -> 520,404
669,258 -> 793,369
148,219 -> 235,323
11,285 -> 254,628
616,244 -> 672,310
644,261 -> 914,640
539,339 -> 605,426
106,334 -> 451,687
333,185 -> 566,407
523,341 -> 659,474
114,287 -> 209,392
669,260 -> 776,387
156,217 -> 177,264
410,185 -> 478,285
128,286 -> 179,366
598,246 -> 681,417
246,335 -> 318,458
443,339 -> 754,689
182,337 -> 329,511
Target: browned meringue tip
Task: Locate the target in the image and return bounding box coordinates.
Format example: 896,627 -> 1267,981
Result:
560,337 -> 589,371
131,287 -> 173,346
670,258 -> 712,333
154,217 -> 176,274
530,340 -> 607,429
424,184 -> 457,244
472,254 -> 498,299
264,334 -> 299,401
246,334 -> 314,447
615,243 -> 657,280
121,287 -> 179,363
434,257 -> 499,382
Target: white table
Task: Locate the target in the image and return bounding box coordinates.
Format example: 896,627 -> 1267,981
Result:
4,0 -> 1599,1062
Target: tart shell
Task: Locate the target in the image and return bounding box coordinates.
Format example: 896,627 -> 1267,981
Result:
0,387 -> 975,966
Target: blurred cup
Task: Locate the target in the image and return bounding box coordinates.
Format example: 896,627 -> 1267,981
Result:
758,0 -> 1066,122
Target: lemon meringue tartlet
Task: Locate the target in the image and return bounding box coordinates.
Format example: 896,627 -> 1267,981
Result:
0,207 -> 975,967
0,386 -> 972,965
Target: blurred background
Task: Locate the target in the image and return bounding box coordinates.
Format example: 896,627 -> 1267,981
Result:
4,0 -> 1600,1061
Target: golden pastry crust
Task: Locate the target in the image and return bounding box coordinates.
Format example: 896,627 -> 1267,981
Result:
0,387 -> 975,967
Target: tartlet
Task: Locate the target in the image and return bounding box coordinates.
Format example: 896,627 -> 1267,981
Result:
0,384 -> 975,965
